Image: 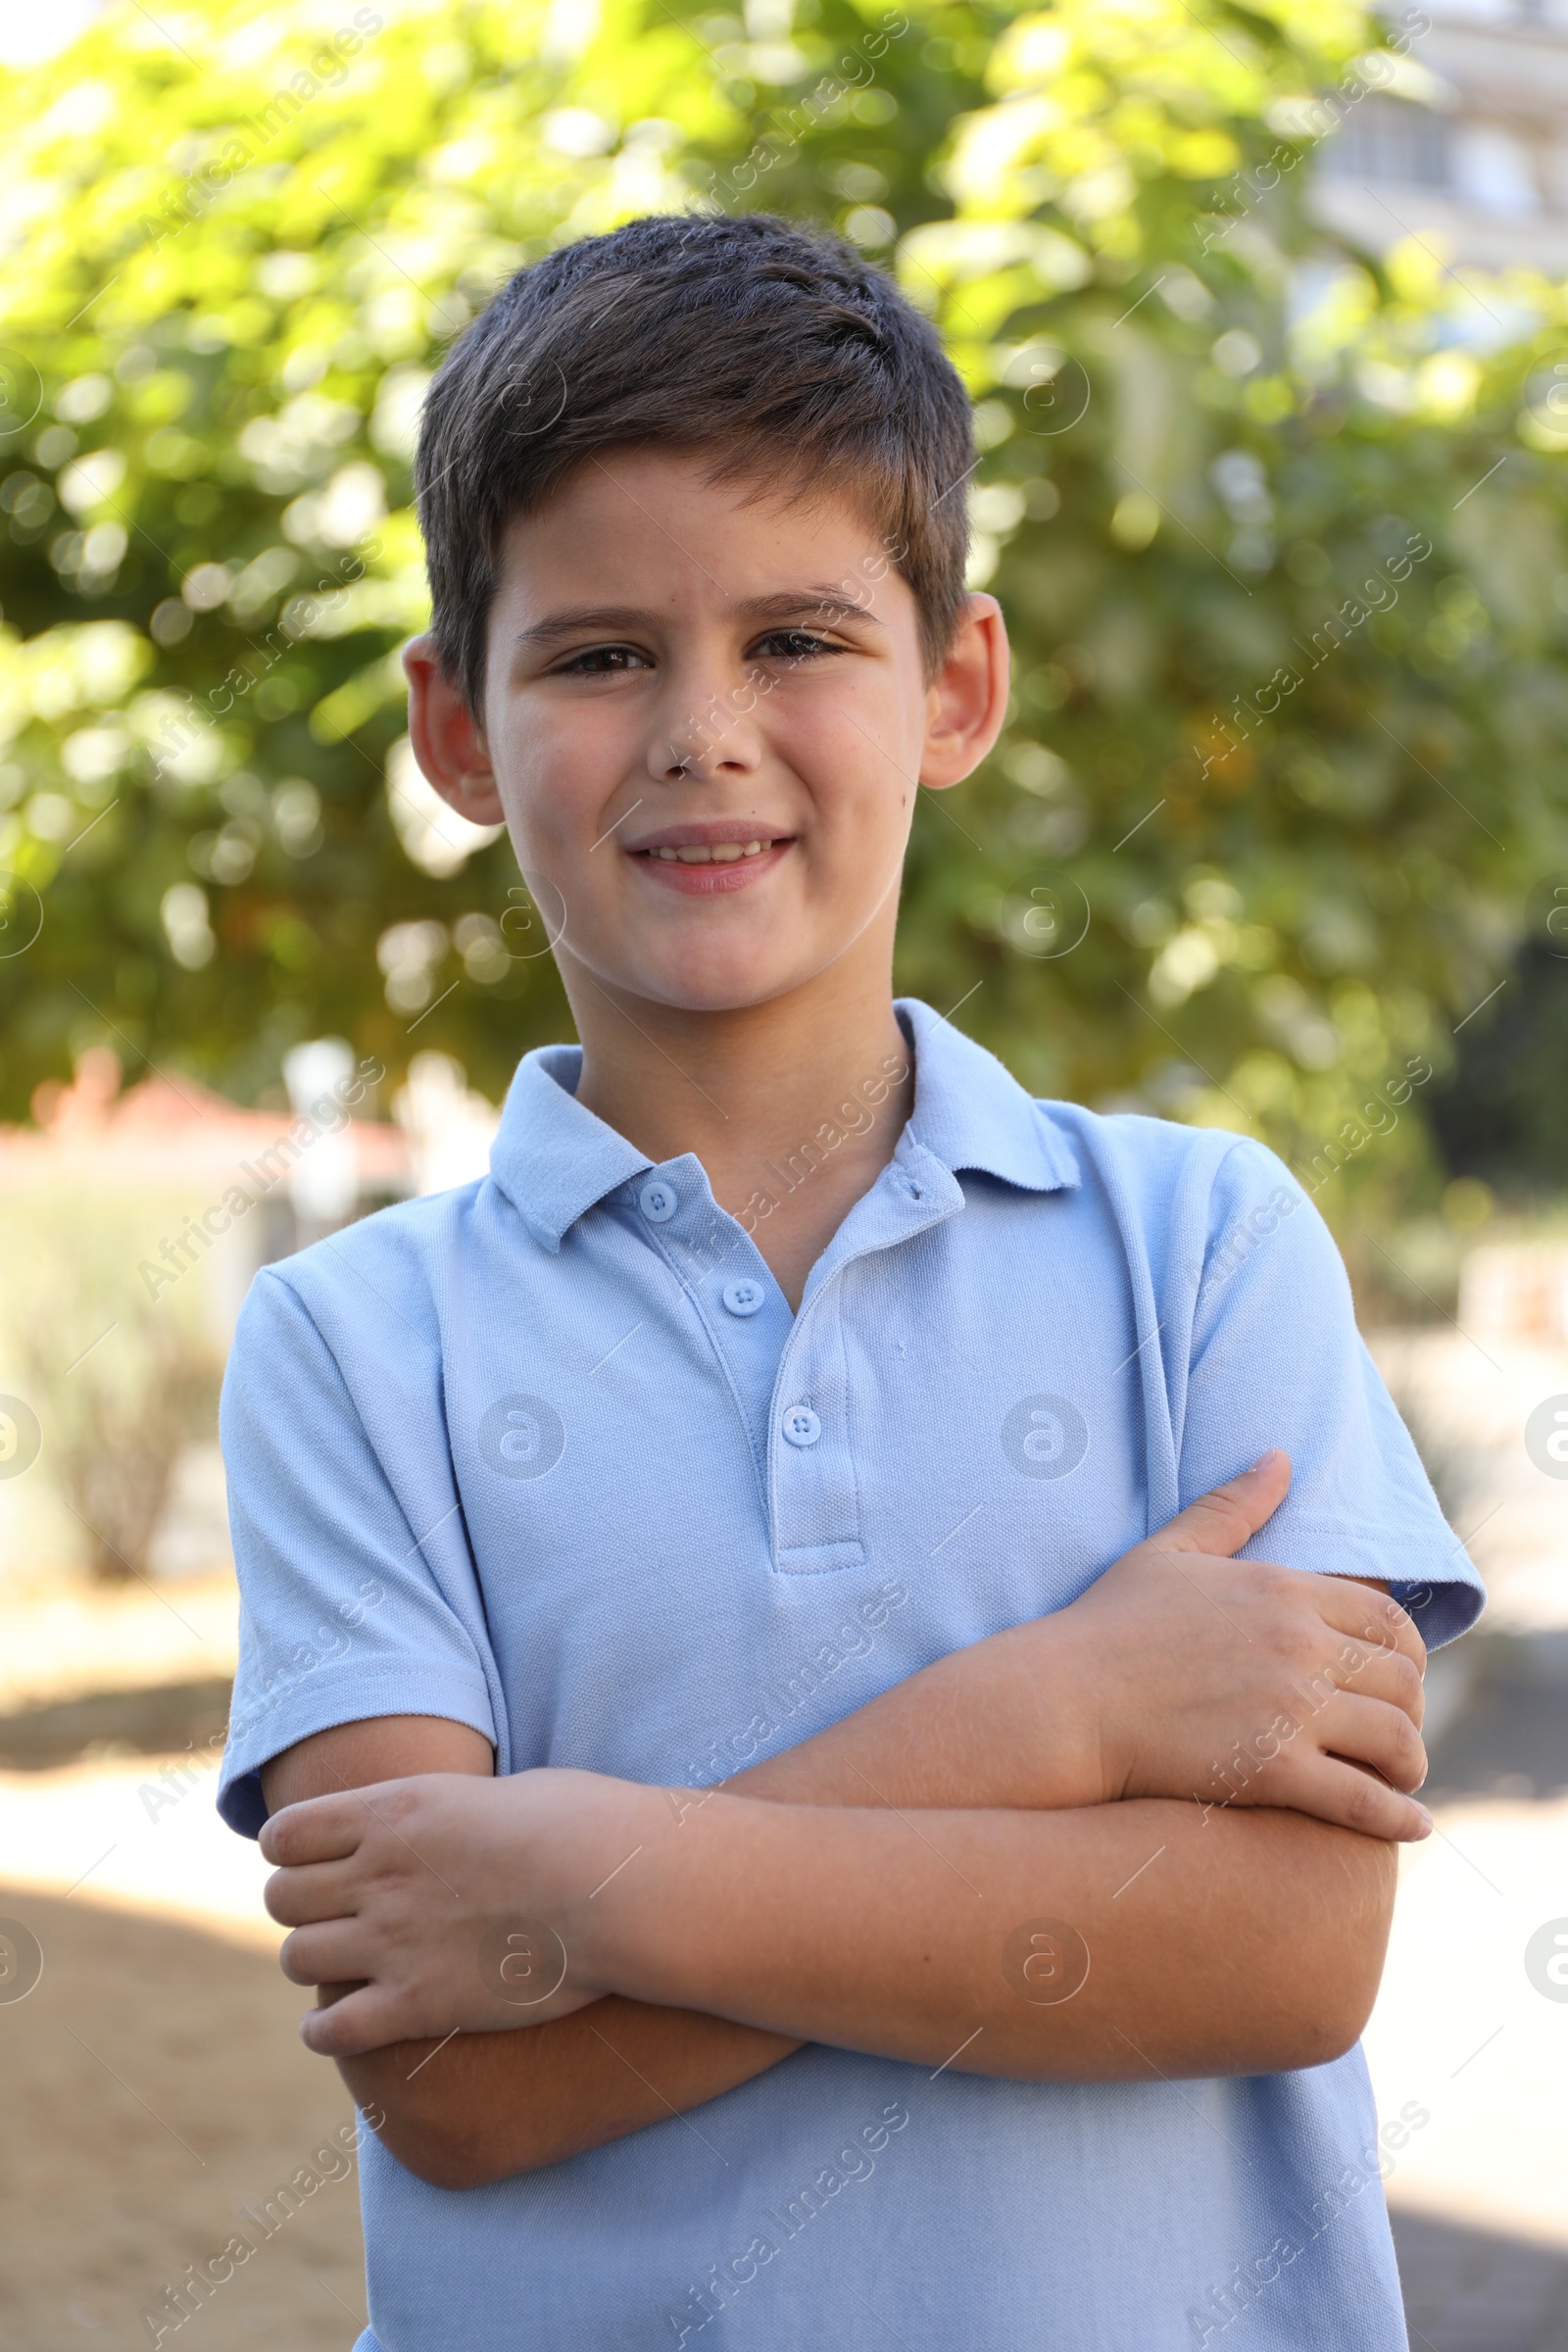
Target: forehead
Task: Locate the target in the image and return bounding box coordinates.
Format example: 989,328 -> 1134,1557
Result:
492,444 -> 906,614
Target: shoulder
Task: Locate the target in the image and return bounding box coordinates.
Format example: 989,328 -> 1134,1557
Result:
1032,1099 -> 1292,1211
1024,1102 -> 1333,1301
232,1178 -> 497,1366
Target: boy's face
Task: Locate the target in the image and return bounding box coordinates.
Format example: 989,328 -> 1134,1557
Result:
405,447 -> 1007,1019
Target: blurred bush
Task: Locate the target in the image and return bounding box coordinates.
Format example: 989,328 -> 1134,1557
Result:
0,1193 -> 223,1579
0,0 -> 1563,1242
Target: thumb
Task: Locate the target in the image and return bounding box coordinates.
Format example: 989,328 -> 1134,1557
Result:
1153,1448 -> 1292,1560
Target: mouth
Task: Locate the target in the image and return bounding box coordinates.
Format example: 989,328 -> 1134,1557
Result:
640,838 -> 775,865
622,821 -> 794,895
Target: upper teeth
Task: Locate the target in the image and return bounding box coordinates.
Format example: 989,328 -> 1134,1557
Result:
653,841 -> 769,862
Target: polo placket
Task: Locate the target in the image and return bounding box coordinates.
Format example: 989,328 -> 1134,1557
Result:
624,1141 -> 967,1576
765,1140 -> 964,1575
622,1155 -> 791,1480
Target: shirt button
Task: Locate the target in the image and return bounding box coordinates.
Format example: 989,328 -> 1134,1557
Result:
638,1179 -> 678,1223
781,1404 -> 821,1447
722,1279 -> 765,1318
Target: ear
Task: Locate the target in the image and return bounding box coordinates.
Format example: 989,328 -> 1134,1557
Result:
403,634 -> 507,826
919,593 -> 1010,791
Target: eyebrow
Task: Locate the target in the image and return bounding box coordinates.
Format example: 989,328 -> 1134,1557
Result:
512,586 -> 887,654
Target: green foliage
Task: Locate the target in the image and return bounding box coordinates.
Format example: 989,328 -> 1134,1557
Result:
0,0 -> 1564,1232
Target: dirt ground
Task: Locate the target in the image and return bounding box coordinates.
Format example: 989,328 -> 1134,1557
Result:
0,1889 -> 367,2351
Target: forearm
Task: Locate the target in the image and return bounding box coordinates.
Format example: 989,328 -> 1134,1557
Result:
333,1788 -> 1392,2184
265,1476 -> 1420,2183
725,1569 -> 1398,1815
339,1783 -> 1394,2182
334,1594 -> 1406,2181
727,1610 -> 1098,1810
336,1998 -> 797,2189
583,1784 -> 1398,2082
333,1617 -> 1101,2185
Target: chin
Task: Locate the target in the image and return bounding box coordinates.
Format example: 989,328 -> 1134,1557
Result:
623,954 -> 816,1015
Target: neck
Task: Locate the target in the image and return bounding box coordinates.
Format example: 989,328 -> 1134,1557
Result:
562,952 -> 915,1307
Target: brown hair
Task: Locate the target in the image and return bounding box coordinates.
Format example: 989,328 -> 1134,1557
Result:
416,210 -> 976,717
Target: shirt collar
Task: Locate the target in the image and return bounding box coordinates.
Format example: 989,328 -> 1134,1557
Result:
895,996 -> 1080,1196
488,1044 -> 651,1251
487,1002 -> 1079,1251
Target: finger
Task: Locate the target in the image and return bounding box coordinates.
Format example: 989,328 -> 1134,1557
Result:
260,1791 -> 373,1868
1289,1752 -> 1432,1843
1156,1449 -> 1292,1561
279,1921 -> 378,1989
1308,1692 -> 1428,1794
1320,1577 -> 1426,1670
265,1860 -> 361,1930
301,1984 -> 419,2060
1308,1577 -> 1427,1677
1276,1633 -> 1426,1731
1331,1642 -> 1425,1732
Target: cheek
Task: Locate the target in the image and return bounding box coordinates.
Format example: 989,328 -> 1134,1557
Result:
784,702 -> 916,864
496,707 -> 626,862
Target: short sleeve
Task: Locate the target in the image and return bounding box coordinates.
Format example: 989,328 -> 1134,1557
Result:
1180,1141 -> 1485,1650
217,1269 -> 499,1838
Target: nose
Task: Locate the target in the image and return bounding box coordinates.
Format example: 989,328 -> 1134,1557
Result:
648,672 -> 763,786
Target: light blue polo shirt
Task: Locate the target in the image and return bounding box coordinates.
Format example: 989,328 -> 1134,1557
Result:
219,998 -> 1482,2352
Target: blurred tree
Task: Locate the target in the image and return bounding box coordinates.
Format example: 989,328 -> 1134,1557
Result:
0,0 -> 1564,1240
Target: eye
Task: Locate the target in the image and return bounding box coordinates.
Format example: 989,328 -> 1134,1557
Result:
554,644 -> 651,675
751,629 -> 843,662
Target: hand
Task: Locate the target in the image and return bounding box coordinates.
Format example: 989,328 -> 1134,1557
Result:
260,1767 -> 658,2057
1054,1449 -> 1431,1840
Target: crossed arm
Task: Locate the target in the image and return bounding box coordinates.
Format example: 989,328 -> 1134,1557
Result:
260,1454 -> 1428,2190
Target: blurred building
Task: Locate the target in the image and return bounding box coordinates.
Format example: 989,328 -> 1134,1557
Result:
0,1045 -> 502,1339
0,1048 -> 410,1337
393,1052 -> 504,1198
1314,1 -> 1568,273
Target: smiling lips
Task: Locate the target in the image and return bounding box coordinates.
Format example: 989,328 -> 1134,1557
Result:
645,839 -> 771,864
625,827 -> 793,894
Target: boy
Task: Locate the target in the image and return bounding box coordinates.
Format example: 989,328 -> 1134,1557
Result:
220,212 -> 1482,2351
